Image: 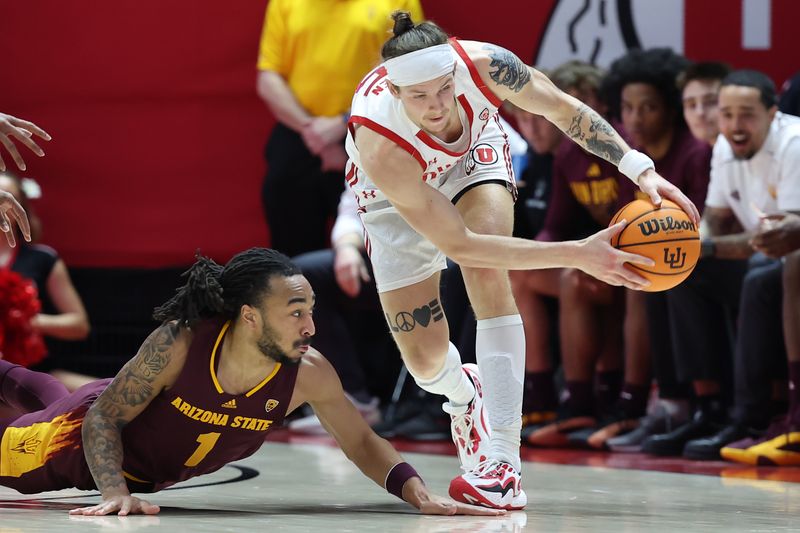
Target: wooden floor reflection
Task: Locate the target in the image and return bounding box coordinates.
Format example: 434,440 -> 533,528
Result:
1,441 -> 798,532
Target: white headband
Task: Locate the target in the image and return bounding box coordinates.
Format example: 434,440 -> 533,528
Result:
384,43 -> 456,87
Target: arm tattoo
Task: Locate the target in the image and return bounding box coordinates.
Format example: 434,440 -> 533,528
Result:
82,323 -> 179,495
567,104 -> 625,164
483,45 -> 531,93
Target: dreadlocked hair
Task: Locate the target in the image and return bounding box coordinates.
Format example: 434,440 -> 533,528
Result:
153,248 -> 300,327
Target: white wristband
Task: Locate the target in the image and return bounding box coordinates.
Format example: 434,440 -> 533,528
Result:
618,150 -> 655,185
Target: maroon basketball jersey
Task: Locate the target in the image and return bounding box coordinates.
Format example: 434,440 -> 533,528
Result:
0,319 -> 298,494
121,318 -> 299,491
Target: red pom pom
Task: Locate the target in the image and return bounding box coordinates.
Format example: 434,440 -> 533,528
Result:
0,270 -> 47,367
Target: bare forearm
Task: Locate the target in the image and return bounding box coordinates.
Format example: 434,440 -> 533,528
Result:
710,233 -> 756,260
349,433 -> 404,488
445,232 -> 581,270
82,406 -> 129,498
33,313 -> 89,340
256,70 -> 311,133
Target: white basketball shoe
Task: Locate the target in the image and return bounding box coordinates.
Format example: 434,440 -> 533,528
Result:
449,458 -> 527,510
441,363 -> 492,472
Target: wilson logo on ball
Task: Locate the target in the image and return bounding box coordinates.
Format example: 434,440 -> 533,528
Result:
637,216 -> 697,236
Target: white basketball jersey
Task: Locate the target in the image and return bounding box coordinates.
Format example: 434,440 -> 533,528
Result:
344,39 -> 508,208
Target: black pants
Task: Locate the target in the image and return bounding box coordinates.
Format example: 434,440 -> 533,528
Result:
646,292 -> 690,399
262,124 -> 345,257
292,248 -> 398,401
733,257 -> 786,425
666,257 -> 749,385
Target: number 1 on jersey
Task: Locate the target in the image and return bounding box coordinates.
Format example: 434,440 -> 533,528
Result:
185,432 -> 221,467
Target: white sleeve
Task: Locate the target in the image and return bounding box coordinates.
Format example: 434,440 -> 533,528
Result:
330,186 -> 363,245
777,137 -> 800,212
704,144 -> 731,209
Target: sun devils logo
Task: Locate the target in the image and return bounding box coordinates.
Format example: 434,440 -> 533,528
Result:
12,437 -> 42,455
472,143 -> 498,165
265,399 -> 279,413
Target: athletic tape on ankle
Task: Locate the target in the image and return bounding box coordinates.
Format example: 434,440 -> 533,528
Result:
385,462 -> 422,500
618,150 -> 655,185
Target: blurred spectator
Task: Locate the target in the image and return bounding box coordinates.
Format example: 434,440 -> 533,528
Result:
506,61 -> 615,438
779,70 -> 800,116
677,62 -> 731,146
665,70 -> 800,463
530,49 -> 711,451
288,188 -> 385,433
256,0 -> 423,257
0,173 -> 91,392
609,57 -> 726,454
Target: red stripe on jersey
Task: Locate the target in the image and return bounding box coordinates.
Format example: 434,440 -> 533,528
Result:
449,38 -> 503,109
356,66 -> 388,97
415,95 -> 474,157
349,116 -> 427,169
345,162 -> 357,186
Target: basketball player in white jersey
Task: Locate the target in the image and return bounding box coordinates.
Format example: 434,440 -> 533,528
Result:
344,12 -> 699,510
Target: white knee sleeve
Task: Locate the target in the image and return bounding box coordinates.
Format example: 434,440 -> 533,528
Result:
476,314 -> 525,469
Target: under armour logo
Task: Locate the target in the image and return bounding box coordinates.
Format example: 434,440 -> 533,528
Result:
361,190 -> 376,199
663,247 -> 686,269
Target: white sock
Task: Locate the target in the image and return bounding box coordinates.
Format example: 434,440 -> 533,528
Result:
476,314 -> 524,471
409,342 -> 475,409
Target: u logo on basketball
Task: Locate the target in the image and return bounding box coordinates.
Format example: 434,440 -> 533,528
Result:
663,247 -> 686,269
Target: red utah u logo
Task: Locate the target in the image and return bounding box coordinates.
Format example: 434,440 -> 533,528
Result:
473,143 -> 498,165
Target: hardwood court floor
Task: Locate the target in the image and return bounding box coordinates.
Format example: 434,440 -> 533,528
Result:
1,439 -> 798,532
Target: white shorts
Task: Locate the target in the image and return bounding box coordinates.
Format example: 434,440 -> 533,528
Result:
361,132 -> 515,293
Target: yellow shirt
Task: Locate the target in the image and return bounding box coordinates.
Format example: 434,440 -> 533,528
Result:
257,0 -> 424,117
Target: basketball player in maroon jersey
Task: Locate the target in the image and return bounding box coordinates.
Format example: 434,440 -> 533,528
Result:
0,248 -> 501,517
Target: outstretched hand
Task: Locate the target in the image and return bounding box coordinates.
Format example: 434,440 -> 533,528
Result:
0,112 -> 51,172
637,169 -> 700,224
0,190 -> 31,247
576,221 -> 653,290
69,495 -> 160,516
418,493 -> 506,516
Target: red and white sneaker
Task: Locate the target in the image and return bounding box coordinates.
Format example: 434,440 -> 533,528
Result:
441,364 -> 492,471
449,459 -> 527,510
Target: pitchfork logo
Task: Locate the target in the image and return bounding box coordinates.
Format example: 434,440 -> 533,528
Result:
663,247 -> 686,269
12,436 -> 41,455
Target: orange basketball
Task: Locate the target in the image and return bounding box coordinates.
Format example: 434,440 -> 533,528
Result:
610,199 -> 700,292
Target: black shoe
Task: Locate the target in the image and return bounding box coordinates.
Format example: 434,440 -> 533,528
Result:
372,396 -> 427,438
567,407 -> 641,450
683,423 -> 762,461
391,405 -> 450,441
642,410 -> 726,456
523,402 -> 596,447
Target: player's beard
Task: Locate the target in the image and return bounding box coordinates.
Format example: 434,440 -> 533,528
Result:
257,323 -> 303,366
